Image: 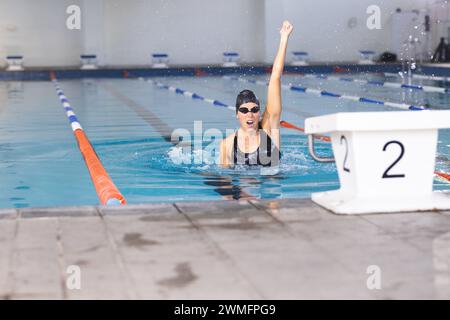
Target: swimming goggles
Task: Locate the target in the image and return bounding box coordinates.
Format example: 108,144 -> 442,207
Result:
238,106 -> 260,114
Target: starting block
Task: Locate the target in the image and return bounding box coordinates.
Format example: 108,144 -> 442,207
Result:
223,52 -> 240,67
80,54 -> 98,70
5,55 -> 24,71
291,51 -> 309,66
152,53 -> 169,68
305,110 -> 450,214
358,50 -> 376,64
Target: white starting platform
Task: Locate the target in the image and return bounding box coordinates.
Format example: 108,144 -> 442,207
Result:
291,51 -> 309,66
80,54 -> 98,70
305,110 -> 450,215
5,55 -> 24,71
358,50 -> 376,64
222,52 -> 240,67
151,53 -> 169,68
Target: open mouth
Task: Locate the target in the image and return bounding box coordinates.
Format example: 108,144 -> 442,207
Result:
246,120 -> 254,126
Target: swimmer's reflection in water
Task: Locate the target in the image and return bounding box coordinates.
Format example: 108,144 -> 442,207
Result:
203,176 -> 250,200
201,173 -> 283,201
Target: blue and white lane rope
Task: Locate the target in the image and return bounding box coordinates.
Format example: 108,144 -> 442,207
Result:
223,76 -> 428,111
51,80 -> 83,131
297,73 -> 449,94
141,78 -> 331,140
144,79 -> 235,110
385,72 -> 450,82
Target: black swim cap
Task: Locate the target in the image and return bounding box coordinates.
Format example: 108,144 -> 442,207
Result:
235,89 -> 260,113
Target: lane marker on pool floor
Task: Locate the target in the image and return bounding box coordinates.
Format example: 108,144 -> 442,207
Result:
50,72 -> 126,205
296,73 -> 450,94
143,77 -> 449,184
223,75 -> 428,110
99,82 -> 175,142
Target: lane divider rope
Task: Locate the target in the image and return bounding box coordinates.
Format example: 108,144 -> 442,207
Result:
50,72 -> 126,205
143,78 -> 331,141
385,72 -> 450,82
297,73 -> 450,94
435,170 -> 450,183
278,120 -> 330,142
223,75 -> 428,110
146,79 -> 235,111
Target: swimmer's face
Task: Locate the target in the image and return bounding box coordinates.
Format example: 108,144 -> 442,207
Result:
236,102 -> 260,132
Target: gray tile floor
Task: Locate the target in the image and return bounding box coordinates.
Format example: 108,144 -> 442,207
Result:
0,198 -> 450,299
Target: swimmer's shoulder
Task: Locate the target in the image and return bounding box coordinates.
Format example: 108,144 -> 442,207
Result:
223,132 -> 236,143
221,133 -> 236,153
220,133 -> 236,167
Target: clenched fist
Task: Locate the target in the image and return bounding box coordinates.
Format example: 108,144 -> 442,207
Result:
280,20 -> 293,38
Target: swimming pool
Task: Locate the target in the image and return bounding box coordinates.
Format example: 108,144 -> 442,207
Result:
0,72 -> 449,209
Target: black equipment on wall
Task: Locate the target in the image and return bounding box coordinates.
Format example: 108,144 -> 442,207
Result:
425,15 -> 430,32
432,37 -> 450,62
379,52 -> 397,62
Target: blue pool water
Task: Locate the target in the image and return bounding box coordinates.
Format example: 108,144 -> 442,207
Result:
0,73 -> 449,208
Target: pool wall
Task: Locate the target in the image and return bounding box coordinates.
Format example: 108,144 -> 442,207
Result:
0,63 -> 405,81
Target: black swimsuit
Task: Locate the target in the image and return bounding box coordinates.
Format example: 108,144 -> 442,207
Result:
233,128 -> 280,167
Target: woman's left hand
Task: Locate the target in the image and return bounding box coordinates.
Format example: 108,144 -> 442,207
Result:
280,20 -> 293,38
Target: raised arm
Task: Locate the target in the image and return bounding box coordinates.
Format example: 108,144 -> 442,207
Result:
261,21 -> 293,133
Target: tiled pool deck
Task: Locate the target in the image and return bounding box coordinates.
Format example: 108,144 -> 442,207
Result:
1,197 -> 450,299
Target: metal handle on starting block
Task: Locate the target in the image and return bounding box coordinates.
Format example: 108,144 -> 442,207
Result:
307,134 -> 334,163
